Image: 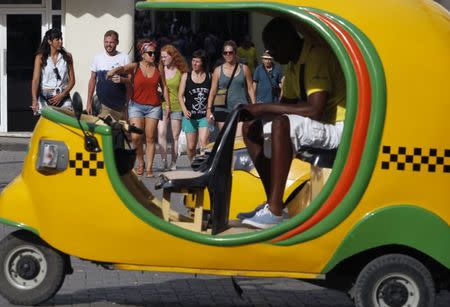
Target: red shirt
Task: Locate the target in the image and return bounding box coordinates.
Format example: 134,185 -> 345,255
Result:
132,66 -> 161,106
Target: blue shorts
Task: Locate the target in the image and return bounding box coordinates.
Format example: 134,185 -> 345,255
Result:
182,117 -> 208,133
128,100 -> 162,120
163,110 -> 183,120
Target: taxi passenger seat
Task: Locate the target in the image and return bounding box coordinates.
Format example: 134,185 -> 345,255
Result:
155,105 -> 243,234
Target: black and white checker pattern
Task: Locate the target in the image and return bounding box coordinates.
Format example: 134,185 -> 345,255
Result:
381,146 -> 450,173
69,152 -> 104,176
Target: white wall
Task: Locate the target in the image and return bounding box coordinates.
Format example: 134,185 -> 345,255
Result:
64,0 -> 134,106
250,13 -> 272,58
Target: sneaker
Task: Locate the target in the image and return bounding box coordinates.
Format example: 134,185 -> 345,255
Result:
236,202 -> 267,220
242,204 -> 284,229
169,161 -> 177,171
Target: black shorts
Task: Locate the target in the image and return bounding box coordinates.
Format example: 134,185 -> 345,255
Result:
213,110 -> 229,122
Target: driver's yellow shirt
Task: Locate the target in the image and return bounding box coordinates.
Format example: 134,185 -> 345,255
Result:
282,37 -> 346,124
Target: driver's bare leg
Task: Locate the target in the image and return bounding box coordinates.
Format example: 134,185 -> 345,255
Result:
242,119 -> 272,196
267,115 -> 293,216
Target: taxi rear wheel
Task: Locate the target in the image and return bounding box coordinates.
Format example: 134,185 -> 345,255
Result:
353,254 -> 435,307
0,230 -> 66,306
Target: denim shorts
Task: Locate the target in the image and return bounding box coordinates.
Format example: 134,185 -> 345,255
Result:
128,100 -> 162,120
163,110 -> 182,120
182,117 -> 208,133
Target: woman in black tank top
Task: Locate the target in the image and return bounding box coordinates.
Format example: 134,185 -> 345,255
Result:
178,50 -> 212,162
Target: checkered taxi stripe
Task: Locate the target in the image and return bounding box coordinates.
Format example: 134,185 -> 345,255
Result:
69,152 -> 104,176
381,146 -> 450,173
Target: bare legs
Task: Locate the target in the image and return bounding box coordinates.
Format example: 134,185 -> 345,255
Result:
170,118 -> 182,166
186,132 -> 198,162
143,118 -> 159,176
185,127 -> 210,162
242,115 -> 294,216
158,112 -> 182,168
157,114 -> 169,165
130,117 -> 158,176
198,127 -> 209,153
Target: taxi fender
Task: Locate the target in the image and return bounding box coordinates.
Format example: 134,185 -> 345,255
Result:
323,205 -> 450,272
0,175 -> 40,236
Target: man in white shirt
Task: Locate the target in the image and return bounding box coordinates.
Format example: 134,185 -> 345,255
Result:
87,30 -> 131,120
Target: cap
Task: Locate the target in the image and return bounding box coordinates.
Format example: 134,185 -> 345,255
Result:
261,50 -> 273,60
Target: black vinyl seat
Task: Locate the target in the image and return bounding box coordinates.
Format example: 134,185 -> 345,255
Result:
155,105 -> 243,234
297,147 -> 337,168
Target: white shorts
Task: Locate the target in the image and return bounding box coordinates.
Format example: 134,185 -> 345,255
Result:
263,115 -> 344,158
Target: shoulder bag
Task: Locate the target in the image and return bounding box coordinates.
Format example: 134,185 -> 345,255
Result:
213,63 -> 239,107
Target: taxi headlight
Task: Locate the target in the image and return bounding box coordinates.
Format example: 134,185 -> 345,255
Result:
233,148 -> 254,172
36,140 -> 68,173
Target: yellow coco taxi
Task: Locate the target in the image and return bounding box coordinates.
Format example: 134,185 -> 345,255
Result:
1,1 -> 450,306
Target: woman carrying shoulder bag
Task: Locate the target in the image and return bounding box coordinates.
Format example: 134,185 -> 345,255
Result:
206,40 -> 255,137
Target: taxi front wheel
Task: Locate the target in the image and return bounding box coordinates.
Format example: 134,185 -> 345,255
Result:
353,253 -> 435,307
0,230 -> 66,306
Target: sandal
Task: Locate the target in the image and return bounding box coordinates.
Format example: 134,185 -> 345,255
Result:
145,171 -> 155,178
135,163 -> 145,176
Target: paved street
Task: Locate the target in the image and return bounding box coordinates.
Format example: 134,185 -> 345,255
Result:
0,148 -> 449,306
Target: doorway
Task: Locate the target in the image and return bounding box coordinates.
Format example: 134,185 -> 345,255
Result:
0,13 -> 42,132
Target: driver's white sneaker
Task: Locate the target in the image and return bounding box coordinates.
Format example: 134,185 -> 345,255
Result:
242,204 -> 284,229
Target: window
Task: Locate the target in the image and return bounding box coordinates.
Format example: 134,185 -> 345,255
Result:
0,0 -> 41,3
51,0 -> 61,10
52,15 -> 61,29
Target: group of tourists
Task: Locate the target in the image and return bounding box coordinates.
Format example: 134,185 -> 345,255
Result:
31,28 -> 284,177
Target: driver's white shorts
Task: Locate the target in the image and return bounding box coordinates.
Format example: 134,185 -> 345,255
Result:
263,115 -> 344,158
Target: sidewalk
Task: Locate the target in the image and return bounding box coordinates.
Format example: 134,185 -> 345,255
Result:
0,136 -> 30,152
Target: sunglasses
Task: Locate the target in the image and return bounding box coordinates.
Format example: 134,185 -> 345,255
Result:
53,67 -> 61,81
144,51 -> 155,57
222,51 -> 234,56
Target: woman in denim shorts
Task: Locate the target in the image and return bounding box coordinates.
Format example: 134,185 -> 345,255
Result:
157,45 -> 189,171
107,40 -> 169,177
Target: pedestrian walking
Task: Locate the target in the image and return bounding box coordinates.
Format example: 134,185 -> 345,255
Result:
178,50 -> 212,162
107,40 -> 169,177
253,50 -> 283,103
157,44 -> 189,170
31,28 -> 75,115
87,30 -> 131,120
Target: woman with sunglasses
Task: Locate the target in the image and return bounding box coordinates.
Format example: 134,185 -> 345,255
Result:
107,40 -> 169,177
31,28 -> 75,114
206,40 -> 256,136
157,44 -> 189,171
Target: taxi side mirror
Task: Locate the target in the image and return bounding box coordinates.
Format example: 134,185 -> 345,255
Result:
72,92 -> 83,120
71,92 -> 101,152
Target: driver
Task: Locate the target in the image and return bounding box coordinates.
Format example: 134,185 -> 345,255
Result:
238,17 -> 346,229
